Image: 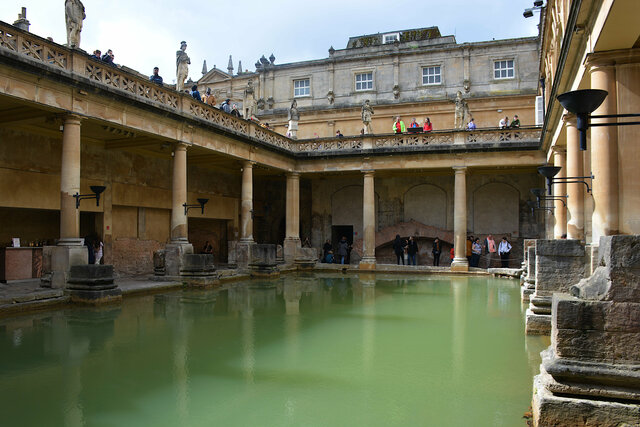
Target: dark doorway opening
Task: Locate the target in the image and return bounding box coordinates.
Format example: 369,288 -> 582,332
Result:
332,225 -> 354,263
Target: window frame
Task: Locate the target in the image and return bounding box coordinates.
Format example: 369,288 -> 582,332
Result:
421,65 -> 442,86
354,71 -> 374,92
383,33 -> 400,44
493,59 -> 515,80
293,77 -> 311,98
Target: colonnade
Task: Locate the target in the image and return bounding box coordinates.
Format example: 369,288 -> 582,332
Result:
551,56 -> 620,246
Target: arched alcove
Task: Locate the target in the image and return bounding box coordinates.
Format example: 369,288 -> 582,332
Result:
473,182 -> 519,235
403,184 -> 447,229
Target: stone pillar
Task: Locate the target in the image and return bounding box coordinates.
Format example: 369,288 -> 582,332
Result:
451,167 -> 469,271
525,239 -> 586,335
521,240 -> 537,302
564,114 -> 584,240
552,148 -> 567,239
170,142 -> 188,242
43,115 -> 88,289
237,161 -> 255,268
589,62 -> 619,241
165,142 -> 193,277
360,170 -> 376,270
532,235 -> 640,426
59,115 -> 82,245
283,172 -> 301,263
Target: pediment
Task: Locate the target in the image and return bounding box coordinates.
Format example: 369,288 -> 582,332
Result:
198,68 -> 231,84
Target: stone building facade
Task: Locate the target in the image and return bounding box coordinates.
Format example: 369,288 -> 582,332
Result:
198,27 -> 541,138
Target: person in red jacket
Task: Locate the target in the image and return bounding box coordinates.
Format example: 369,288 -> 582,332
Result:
423,117 -> 433,132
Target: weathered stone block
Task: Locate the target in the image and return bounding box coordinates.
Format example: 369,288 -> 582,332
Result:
66,264 -> 121,305
180,254 -> 217,287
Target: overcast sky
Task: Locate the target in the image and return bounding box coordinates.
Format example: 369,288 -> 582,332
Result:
4,1 -> 540,83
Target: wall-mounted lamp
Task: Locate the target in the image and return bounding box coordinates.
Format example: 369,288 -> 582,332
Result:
523,1 -> 544,18
530,188 -> 567,207
527,200 -> 553,215
538,165 -> 593,195
73,185 -> 106,209
183,198 -> 208,215
557,89 -> 640,151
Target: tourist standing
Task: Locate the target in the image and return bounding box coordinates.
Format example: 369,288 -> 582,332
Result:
337,236 -> 349,265
471,238 -> 482,267
499,116 -> 509,129
407,236 -> 418,265
221,99 -> 231,113
484,234 -> 497,268
409,118 -> 419,128
432,237 -> 442,266
498,236 -> 512,268
101,49 -> 114,65
191,85 -> 201,101
94,239 -> 103,264
393,117 -> 406,134
466,236 -> 473,263
231,104 -> 241,117
510,115 -> 521,128
423,117 -> 433,132
393,234 -> 406,265
467,118 -> 476,130
150,67 -> 163,86
90,49 -> 101,61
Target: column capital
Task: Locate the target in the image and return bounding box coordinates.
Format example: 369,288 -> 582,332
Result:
62,113 -> 83,125
286,171 -> 300,179
174,141 -> 189,151
362,169 -> 375,177
452,166 -> 467,173
562,112 -> 577,126
242,160 -> 255,170
551,146 -> 566,155
585,54 -> 616,72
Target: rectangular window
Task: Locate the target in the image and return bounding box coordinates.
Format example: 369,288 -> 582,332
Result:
535,95 -> 544,125
355,72 -> 373,91
494,60 -> 515,79
293,79 -> 310,97
422,66 -> 441,85
384,33 -> 399,44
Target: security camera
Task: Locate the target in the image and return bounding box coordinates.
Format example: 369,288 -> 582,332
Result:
523,8 -> 534,18
533,0 -> 544,6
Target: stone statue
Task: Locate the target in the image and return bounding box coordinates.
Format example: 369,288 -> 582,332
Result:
176,41 -> 190,92
244,79 -> 257,119
64,0 -> 85,48
454,91 -> 471,130
287,100 -> 299,139
361,100 -> 374,134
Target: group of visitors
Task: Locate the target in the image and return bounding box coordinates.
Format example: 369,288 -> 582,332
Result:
90,49 -> 115,65
392,235 -> 443,266
322,237 -> 352,264
499,115 -> 520,129
465,234 -> 512,268
393,117 -> 433,134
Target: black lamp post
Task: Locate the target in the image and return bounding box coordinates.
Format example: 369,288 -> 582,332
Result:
538,165 -> 593,195
557,89 -> 640,151
183,198 -> 209,215
74,185 -> 106,209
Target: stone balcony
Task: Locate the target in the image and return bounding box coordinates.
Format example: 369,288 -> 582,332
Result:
0,21 -> 541,157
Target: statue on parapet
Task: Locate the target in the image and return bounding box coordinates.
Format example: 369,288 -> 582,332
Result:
176,41 -> 190,92
244,79 -> 258,119
65,0 -> 85,48
287,100 -> 299,139
361,99 -> 374,134
453,90 -> 471,130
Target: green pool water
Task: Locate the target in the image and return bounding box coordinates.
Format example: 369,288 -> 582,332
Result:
0,274 -> 548,426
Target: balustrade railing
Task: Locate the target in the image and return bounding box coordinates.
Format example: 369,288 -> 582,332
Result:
0,21 -> 541,155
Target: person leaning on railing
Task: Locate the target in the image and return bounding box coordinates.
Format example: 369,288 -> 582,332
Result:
149,67 -> 163,86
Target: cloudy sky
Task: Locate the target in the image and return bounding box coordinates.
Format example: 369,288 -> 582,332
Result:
4,0 -> 540,83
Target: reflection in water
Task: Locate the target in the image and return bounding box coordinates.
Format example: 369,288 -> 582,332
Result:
0,274 -> 544,426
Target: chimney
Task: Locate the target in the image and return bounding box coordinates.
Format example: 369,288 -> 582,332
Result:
13,7 -> 30,32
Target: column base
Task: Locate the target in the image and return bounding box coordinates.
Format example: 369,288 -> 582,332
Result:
283,237 -> 301,263
164,241 -> 194,277
450,257 -> 469,272
359,257 -> 376,270
57,237 -> 85,246
41,244 -> 88,289
236,240 -> 254,269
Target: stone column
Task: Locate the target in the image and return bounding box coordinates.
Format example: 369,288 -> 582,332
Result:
283,172 -> 301,262
451,167 -> 469,271
565,114 -> 584,240
237,161 -> 255,268
240,161 -> 254,243
59,115 -> 82,245
170,142 -> 189,242
44,115 -> 88,289
552,148 -> 567,239
164,142 -> 194,277
360,170 -> 376,269
589,62 -> 619,241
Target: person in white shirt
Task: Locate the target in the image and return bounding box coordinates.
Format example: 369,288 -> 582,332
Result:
498,237 -> 512,268
499,116 -> 509,129
94,240 -> 103,264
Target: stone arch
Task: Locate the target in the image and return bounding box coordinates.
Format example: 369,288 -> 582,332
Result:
473,182 -> 520,235
403,183 -> 447,230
